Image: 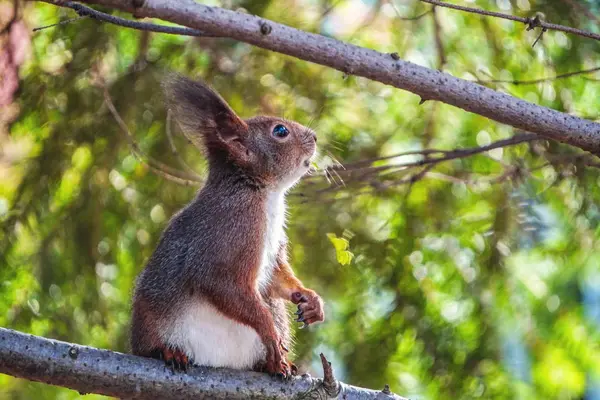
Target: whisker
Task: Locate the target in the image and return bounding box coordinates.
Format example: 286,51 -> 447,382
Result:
329,167 -> 345,187
305,115 -> 318,131
324,150 -> 344,169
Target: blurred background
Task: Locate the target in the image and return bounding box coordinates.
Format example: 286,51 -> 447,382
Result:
1,0 -> 600,399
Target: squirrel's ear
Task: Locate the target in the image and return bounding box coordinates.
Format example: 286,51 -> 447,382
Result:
163,74 -> 248,153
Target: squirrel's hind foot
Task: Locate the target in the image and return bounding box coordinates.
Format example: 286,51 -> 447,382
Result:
253,354 -> 298,380
151,346 -> 193,372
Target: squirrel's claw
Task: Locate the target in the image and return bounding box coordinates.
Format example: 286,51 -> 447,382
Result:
295,293 -> 325,327
158,346 -> 191,373
296,306 -> 309,328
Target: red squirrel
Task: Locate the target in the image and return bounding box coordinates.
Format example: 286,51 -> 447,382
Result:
130,74 -> 324,378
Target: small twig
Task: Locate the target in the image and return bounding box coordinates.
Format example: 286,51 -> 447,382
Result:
348,0 -> 383,39
309,133 -> 539,177
419,0 -> 600,42
380,163 -> 434,190
36,0 -> 218,37
431,6 -> 446,69
388,0 -> 432,21
320,353 -> 340,397
324,148 -> 443,172
32,16 -> 86,32
475,66 -> 600,85
320,0 -> 344,19
531,26 -> 546,48
298,133 -> 541,199
102,88 -> 202,185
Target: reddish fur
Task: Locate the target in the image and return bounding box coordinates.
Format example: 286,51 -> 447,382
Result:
130,74 -> 323,378
268,243 -> 325,326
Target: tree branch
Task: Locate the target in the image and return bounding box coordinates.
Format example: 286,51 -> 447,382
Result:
419,0 -> 600,42
36,1 -> 217,37
431,7 -> 446,69
474,66 -> 600,85
102,87 -> 202,186
299,133 -> 542,198
0,328 -> 406,399
38,0 -> 600,155
319,132 -> 539,173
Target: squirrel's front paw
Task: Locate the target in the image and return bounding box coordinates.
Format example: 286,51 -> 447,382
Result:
292,290 -> 324,328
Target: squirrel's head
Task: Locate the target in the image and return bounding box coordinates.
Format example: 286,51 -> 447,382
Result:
164,75 -> 317,191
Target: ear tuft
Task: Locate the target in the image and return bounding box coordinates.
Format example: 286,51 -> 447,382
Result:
162,74 -> 247,151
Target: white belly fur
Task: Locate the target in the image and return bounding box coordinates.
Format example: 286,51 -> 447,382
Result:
163,189 -> 288,369
162,301 -> 265,369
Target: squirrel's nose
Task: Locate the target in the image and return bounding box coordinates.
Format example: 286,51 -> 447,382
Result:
312,132 -> 317,143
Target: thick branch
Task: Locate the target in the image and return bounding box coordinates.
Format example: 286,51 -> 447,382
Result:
0,328 -> 406,399
41,0 -> 600,155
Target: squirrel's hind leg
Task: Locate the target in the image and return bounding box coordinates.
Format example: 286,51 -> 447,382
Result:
267,297 -> 298,377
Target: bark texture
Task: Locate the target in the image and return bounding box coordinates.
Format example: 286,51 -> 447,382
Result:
0,328 -> 405,399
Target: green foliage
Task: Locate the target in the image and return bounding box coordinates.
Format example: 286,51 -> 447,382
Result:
327,233 -> 354,265
1,1 -> 600,399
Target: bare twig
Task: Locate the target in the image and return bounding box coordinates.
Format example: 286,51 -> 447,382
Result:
419,0 -> 600,42
398,9 -> 432,21
531,26 -> 546,48
33,16 -> 86,32
305,164 -> 435,202
388,0 -> 432,21
431,6 -> 446,69
319,353 -> 341,397
320,0 -> 344,19
102,88 -> 202,185
0,328 -> 407,399
299,134 -> 540,199
36,0 -> 218,37
381,163 -> 435,190
475,66 -> 600,85
317,132 -> 540,175
349,0 -> 384,38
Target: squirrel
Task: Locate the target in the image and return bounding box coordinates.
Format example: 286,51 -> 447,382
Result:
130,74 -> 324,378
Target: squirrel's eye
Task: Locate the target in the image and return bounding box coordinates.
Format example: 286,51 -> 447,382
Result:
272,124 -> 289,139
